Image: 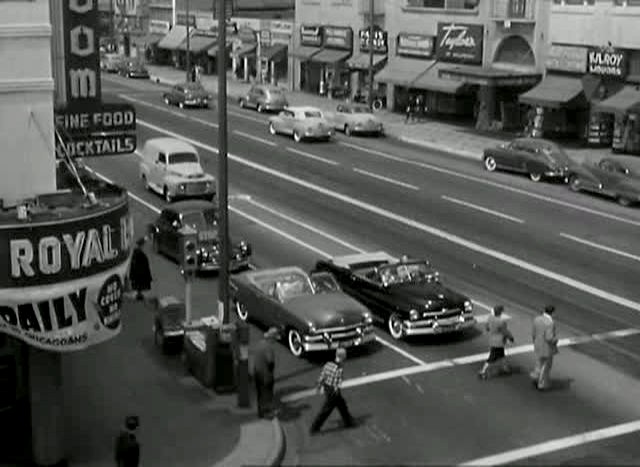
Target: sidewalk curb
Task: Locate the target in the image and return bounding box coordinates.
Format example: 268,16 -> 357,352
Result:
214,417 -> 286,467
396,135 -> 483,161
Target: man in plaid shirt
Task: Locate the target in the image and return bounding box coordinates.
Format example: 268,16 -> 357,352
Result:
310,348 -> 355,434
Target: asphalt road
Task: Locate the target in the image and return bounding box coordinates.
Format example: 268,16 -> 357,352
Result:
71,74 -> 640,465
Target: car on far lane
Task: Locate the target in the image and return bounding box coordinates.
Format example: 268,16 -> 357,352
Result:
163,81 -> 212,109
329,103 -> 384,137
314,252 -> 475,340
100,52 -> 124,73
139,137 -> 216,202
116,59 -> 150,79
567,156 -> 640,207
230,266 -> 374,357
483,137 -> 573,182
148,200 -> 252,273
268,106 -> 333,143
238,84 -> 289,113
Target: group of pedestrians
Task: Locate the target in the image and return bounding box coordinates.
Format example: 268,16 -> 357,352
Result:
478,304 -> 559,391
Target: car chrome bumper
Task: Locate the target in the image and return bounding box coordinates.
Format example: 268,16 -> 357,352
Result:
302,332 -> 375,351
198,258 -> 250,272
164,330 -> 185,337
403,315 -> 476,336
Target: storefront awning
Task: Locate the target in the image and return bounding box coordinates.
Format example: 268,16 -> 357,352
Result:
176,31 -> 218,53
519,74 -> 585,108
439,64 -> 541,87
157,25 -> 188,50
260,44 -> 288,62
289,46 -> 321,60
347,53 -> 387,70
310,49 -> 351,64
374,57 -> 428,86
594,86 -> 640,116
232,43 -> 257,58
412,61 -> 466,94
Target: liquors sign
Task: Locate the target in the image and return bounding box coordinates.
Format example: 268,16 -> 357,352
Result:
63,0 -> 102,108
436,23 -> 484,65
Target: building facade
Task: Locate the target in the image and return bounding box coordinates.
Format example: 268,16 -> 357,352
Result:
377,0 -> 549,131
521,0 -> 640,152
292,0 -> 386,96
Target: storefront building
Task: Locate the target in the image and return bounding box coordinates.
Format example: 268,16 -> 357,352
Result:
379,0 -> 548,131
230,18 -> 262,82
347,25 -> 389,100
523,0 -> 640,153
292,0 -> 384,96
258,20 -> 294,87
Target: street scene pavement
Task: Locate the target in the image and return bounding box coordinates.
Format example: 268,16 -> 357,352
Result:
69,70 -> 640,465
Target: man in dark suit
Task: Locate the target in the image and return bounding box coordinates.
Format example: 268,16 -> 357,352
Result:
115,415 -> 140,467
253,327 -> 279,418
530,305 -> 559,391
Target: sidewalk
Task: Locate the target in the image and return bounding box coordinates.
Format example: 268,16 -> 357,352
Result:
146,64 -> 611,166
64,295 -> 285,467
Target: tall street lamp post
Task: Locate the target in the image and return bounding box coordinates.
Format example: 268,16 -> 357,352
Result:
367,0 -> 375,109
185,0 -> 191,81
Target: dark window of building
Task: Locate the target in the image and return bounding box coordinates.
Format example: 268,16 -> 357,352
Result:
615,0 -> 640,5
406,0 -> 479,9
552,0 -> 595,5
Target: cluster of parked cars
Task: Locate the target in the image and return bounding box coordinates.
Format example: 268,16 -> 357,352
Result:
483,138 -> 640,207
100,53 -> 149,79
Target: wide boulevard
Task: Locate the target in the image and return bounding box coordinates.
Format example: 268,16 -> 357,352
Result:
88,74 -> 640,465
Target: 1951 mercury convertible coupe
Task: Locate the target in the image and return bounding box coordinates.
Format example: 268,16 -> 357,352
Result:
230,267 -> 375,357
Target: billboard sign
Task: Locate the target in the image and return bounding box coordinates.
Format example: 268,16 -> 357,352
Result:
63,0 -> 102,108
436,22 -> 484,64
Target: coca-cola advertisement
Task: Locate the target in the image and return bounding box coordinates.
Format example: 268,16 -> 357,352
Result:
436,23 -> 483,65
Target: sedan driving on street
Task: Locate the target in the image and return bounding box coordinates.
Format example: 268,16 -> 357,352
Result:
239,84 -> 288,112
329,103 -> 384,136
116,59 -> 150,79
568,156 -> 640,207
148,200 -> 252,273
268,106 -> 333,142
231,266 -> 374,357
483,138 -> 573,182
314,252 -> 475,340
163,82 -> 212,109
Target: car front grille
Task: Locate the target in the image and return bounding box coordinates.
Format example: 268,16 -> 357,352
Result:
184,181 -> 209,194
316,323 -> 372,341
423,308 -> 463,319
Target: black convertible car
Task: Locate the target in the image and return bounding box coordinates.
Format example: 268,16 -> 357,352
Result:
314,252 -> 475,340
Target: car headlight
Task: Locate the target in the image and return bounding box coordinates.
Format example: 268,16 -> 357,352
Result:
464,300 -> 473,313
363,312 -> 373,324
409,309 -> 419,321
308,322 -> 316,333
239,240 -> 250,253
178,184 -> 186,191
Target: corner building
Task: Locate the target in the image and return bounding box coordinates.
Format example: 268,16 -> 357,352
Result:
521,0 -> 640,153
378,0 -> 549,131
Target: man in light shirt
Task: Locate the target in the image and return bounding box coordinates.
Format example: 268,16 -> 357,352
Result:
530,305 -> 559,391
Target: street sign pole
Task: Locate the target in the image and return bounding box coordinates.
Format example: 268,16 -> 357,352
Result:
184,271 -> 192,323
186,0 -> 191,82
367,0 -> 374,109
217,0 -> 230,326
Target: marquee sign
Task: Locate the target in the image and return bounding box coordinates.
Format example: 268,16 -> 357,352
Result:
396,33 -> 434,59
588,46 -> 627,78
300,25 -> 322,47
436,22 -> 484,65
323,26 -> 353,51
63,0 -> 102,108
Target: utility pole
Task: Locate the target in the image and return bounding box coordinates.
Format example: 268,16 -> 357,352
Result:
186,0 -> 191,81
172,0 -> 177,28
367,0 -> 375,109
217,0 -> 230,326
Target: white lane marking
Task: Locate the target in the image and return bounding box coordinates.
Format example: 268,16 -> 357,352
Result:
471,300 -> 493,312
233,130 -> 276,147
242,197 -> 366,253
281,327 -> 640,402
353,167 -> 419,191
401,375 -> 411,385
415,383 -> 424,394
136,119 -> 640,313
187,115 -> 218,128
84,168 -> 162,214
560,232 -> 640,263
285,147 -> 339,166
228,109 -> 265,124
442,195 -> 525,224
374,336 -> 428,366
339,141 -> 640,228
459,419 -> 640,466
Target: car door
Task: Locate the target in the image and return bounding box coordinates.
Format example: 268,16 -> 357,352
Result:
596,160 -> 621,194
280,110 -> 295,134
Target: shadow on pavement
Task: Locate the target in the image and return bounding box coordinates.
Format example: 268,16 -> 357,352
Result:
310,414 -> 373,435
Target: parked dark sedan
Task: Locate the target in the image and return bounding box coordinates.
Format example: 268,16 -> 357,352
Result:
314,252 -> 475,340
117,59 -> 149,79
163,82 -> 212,109
151,296 -> 185,353
568,156 -> 640,207
483,138 -> 573,182
238,84 -> 288,112
230,267 -> 375,357
148,200 -> 251,272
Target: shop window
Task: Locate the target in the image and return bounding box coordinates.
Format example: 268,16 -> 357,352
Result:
406,0 -> 479,9
552,0 -> 594,4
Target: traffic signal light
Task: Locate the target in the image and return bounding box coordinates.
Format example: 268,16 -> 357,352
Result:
178,226 -> 199,273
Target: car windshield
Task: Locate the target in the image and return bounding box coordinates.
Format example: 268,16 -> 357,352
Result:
377,262 -> 438,285
274,274 -> 314,301
304,111 -> 322,118
181,209 -> 217,230
352,106 -> 372,114
310,273 -> 340,294
169,152 -> 198,164
267,88 -> 283,95
537,144 -> 570,163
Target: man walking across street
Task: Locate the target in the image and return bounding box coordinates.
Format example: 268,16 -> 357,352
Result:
115,415 -> 140,467
310,347 -> 355,434
478,305 -> 514,380
530,305 -> 559,391
253,327 -> 279,418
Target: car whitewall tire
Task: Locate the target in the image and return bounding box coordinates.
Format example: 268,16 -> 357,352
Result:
235,300 -> 248,321
345,125 -> 352,136
618,196 -> 632,207
163,187 -> 172,203
568,175 -> 581,192
179,102 -> 184,109
529,172 -> 542,182
484,156 -> 497,172
388,313 -> 404,340
269,123 -> 277,135
239,99 -> 246,108
293,131 -> 302,143
287,329 -> 304,357
164,97 -> 170,105
257,104 -> 264,113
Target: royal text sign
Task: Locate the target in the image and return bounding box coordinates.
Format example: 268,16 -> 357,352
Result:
436,23 -> 484,65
